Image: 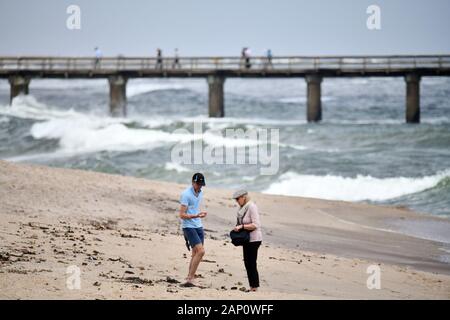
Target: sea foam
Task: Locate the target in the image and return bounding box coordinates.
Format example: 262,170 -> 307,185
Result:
264,170 -> 450,202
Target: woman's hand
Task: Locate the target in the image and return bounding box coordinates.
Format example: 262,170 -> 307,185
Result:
233,225 -> 243,232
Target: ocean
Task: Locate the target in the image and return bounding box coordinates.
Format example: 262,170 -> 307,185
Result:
1,76 -> 449,218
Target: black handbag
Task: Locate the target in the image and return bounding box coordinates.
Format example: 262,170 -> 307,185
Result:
229,208 -> 250,246
230,229 -> 250,246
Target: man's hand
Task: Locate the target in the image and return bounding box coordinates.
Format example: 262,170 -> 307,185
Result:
198,212 -> 207,218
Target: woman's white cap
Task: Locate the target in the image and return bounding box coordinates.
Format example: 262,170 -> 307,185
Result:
232,189 -> 248,199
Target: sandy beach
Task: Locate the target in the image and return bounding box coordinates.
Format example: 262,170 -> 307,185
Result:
0,160 -> 449,299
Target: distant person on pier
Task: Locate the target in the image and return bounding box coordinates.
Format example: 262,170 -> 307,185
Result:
244,47 -> 252,69
156,48 -> 163,70
265,49 -> 273,69
94,47 -> 102,69
240,47 -> 246,68
172,48 -> 181,69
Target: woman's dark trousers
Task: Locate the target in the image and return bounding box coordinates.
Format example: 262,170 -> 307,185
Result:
243,241 -> 261,288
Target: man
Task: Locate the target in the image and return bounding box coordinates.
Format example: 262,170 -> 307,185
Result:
244,47 -> 252,69
179,173 -> 207,287
94,47 -> 102,69
265,49 -> 273,69
156,48 -> 163,70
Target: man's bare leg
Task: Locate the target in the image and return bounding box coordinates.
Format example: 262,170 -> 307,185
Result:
187,244 -> 205,282
186,247 -> 196,281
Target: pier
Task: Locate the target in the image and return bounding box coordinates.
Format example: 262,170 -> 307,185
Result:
1,55 -> 449,123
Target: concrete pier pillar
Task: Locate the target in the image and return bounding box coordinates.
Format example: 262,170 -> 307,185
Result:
405,73 -> 421,123
109,75 -> 127,117
306,74 -> 322,122
207,75 -> 225,117
8,75 -> 30,104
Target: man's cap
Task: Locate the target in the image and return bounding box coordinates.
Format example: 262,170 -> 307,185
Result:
232,189 -> 248,199
192,172 -> 206,186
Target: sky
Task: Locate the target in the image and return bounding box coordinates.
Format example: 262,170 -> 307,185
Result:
0,0 -> 449,57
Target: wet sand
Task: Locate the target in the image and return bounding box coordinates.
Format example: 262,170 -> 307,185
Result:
0,160 -> 449,299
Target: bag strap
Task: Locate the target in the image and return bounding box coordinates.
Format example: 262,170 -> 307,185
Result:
236,207 -> 249,226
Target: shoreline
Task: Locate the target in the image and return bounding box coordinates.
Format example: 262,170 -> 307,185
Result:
1,160 -> 449,299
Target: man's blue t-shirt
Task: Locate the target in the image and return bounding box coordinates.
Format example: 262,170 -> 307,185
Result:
180,186 -> 203,229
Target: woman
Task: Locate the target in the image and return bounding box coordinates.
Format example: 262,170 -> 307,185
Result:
232,189 -> 262,292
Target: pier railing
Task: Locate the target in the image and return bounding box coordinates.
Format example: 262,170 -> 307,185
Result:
2,55 -> 450,123
1,55 -> 450,73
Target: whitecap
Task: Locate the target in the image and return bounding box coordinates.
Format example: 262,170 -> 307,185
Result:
263,170 -> 450,202
164,162 -> 190,173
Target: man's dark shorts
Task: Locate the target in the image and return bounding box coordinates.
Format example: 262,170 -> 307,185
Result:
183,227 -> 204,248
